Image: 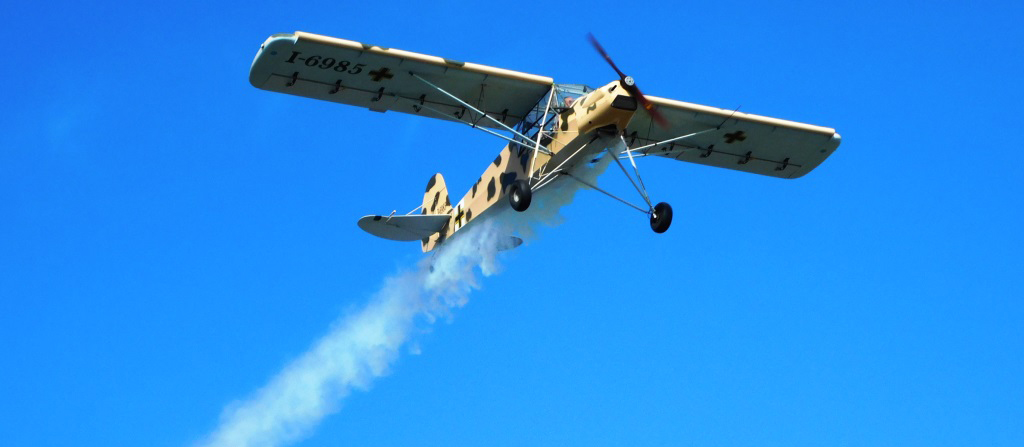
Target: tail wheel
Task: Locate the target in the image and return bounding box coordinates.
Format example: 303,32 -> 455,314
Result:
509,180 -> 532,212
650,202 -> 672,233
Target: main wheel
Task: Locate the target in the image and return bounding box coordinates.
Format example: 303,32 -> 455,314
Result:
650,202 -> 673,233
509,180 -> 532,212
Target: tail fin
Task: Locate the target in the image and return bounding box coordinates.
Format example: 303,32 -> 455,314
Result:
422,173 -> 450,215
421,173 -> 451,252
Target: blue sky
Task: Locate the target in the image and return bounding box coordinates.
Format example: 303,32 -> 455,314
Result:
2,1 -> 1022,446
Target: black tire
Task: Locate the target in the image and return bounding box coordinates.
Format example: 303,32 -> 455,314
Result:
509,180 -> 532,212
650,202 -> 673,233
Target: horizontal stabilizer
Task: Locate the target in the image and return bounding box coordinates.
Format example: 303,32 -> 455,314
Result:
357,214 -> 449,241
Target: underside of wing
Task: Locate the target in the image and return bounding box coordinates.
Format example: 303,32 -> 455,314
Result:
357,214 -> 449,242
250,32 -> 554,129
624,97 -> 841,179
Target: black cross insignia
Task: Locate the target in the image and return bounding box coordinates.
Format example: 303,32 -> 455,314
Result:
454,206 -> 464,227
368,67 -> 394,82
724,131 -> 747,144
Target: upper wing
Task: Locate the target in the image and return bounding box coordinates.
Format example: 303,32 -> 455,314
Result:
249,32 -> 553,129
624,96 -> 841,179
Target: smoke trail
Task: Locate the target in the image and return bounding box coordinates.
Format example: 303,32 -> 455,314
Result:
196,141 -> 620,447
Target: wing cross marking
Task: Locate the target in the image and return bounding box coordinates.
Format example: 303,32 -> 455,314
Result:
724,131 -> 747,144
369,67 -> 394,82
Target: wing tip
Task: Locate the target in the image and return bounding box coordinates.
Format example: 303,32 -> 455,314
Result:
785,132 -> 842,179
249,33 -> 298,88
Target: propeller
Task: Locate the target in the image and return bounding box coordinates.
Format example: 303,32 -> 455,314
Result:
587,33 -> 669,128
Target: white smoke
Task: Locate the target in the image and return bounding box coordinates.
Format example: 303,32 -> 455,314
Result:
196,140 -> 620,447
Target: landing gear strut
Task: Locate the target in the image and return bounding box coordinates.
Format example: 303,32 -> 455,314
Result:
556,140 -> 681,234
509,180 -> 532,212
650,202 -> 673,233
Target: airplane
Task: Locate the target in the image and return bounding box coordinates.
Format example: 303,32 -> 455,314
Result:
249,32 -> 841,253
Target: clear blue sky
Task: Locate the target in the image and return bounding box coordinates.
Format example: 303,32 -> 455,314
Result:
2,1 -> 1022,446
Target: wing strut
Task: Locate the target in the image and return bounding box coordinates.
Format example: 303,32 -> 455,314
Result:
531,136 -> 601,192
410,72 -> 553,155
528,88 -> 556,186
412,100 -> 548,153
621,127 -> 721,157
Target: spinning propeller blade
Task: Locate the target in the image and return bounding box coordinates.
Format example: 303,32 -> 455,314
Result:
587,34 -> 669,129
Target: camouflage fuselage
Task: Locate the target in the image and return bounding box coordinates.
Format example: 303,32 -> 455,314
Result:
421,80 -> 637,252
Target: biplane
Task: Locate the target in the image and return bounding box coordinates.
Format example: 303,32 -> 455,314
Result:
249,32 -> 841,252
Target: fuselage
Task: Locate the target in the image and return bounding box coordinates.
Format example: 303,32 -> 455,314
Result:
421,80 -> 638,251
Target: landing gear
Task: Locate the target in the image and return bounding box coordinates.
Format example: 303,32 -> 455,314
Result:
650,202 -> 672,233
509,180 -> 532,212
